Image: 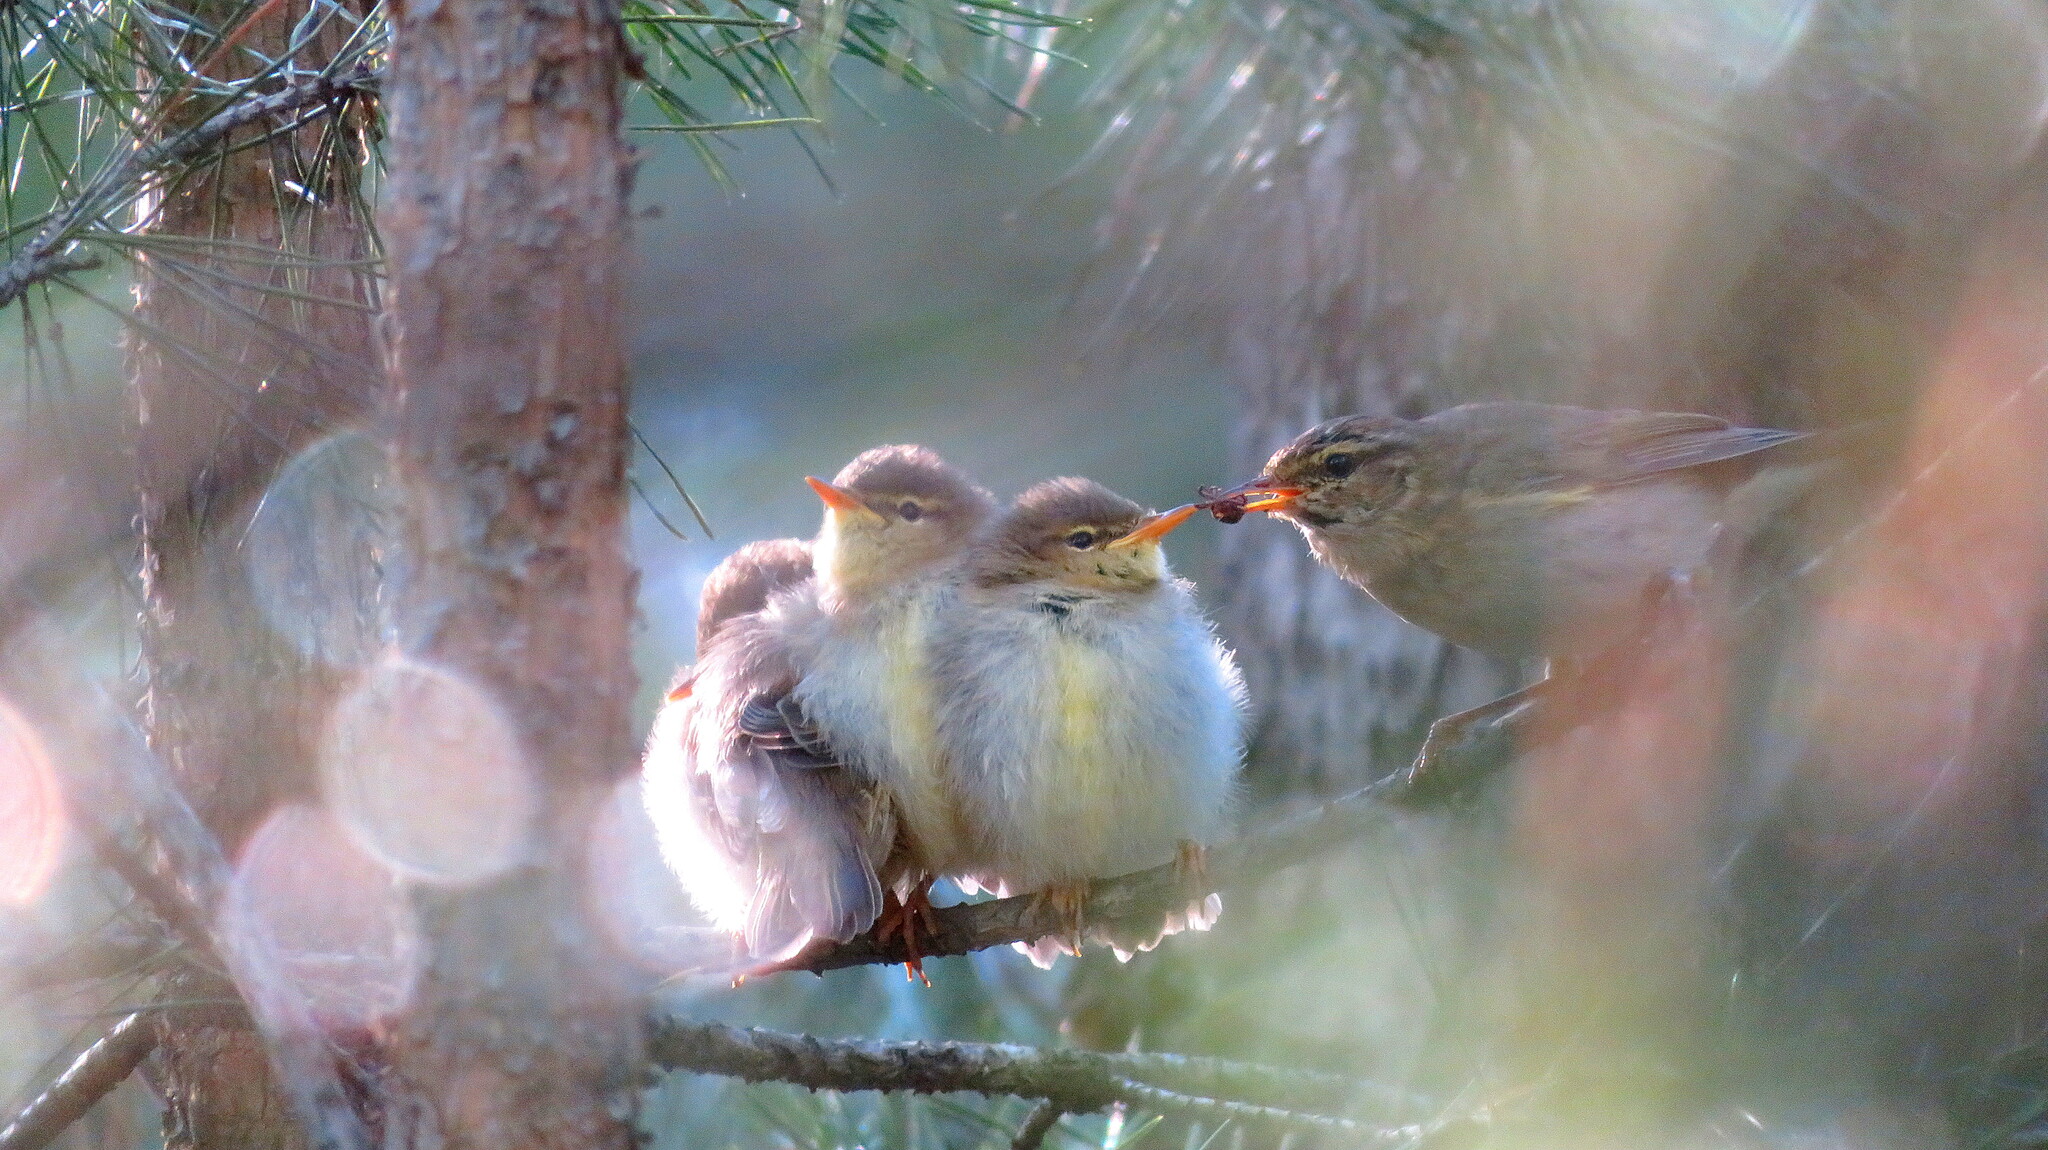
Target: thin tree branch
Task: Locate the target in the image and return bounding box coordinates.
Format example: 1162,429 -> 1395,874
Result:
647,1018 -> 1455,1142
0,61 -> 379,312
770,738 -> 1511,976
0,646 -> 370,1150
1009,1100 -> 1063,1150
0,1011 -> 158,1150
1109,1077 -> 1371,1137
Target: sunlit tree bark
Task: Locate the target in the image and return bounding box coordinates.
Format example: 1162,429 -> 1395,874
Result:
376,0 -> 643,1142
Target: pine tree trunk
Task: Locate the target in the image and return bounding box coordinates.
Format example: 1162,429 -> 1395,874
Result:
375,0 -> 644,1143
127,4 -> 378,1147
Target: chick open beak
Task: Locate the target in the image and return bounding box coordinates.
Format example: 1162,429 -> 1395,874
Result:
1105,503 -> 1200,549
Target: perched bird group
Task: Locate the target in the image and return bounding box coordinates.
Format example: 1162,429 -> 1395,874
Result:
643,447 -> 1243,976
645,401 -> 1817,977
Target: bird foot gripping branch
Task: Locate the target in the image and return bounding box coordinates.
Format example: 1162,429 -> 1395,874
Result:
873,882 -> 938,986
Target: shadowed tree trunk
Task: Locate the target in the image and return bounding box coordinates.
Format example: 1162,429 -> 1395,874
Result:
126,4 -> 379,1146
375,0 -> 644,1142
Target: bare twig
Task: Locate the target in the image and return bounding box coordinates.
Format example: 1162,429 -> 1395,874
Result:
647,1018 -> 1447,1141
0,62 -> 379,312
0,1012 -> 158,1150
1009,1099 -> 1063,1150
0,645 -> 370,1150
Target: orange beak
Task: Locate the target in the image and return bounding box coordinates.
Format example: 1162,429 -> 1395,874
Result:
805,476 -> 867,514
1216,476 -> 1305,513
1240,487 -> 1304,513
1105,503 -> 1201,549
665,677 -> 695,703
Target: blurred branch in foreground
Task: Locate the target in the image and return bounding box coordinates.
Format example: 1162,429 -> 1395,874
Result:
648,1019 -> 1462,1142
0,1013 -> 156,1150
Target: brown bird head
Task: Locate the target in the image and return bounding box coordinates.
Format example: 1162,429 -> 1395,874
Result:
808,445 -> 996,607
1238,415 -> 1428,530
970,478 -> 1199,596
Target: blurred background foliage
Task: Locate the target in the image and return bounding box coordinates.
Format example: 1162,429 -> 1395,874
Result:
10,0 -> 2048,1147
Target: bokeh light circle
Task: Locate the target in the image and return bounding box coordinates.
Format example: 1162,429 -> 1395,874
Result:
586,776 -> 734,976
224,803 -> 419,1027
0,695 -> 64,907
243,431 -> 401,669
321,655 -> 535,885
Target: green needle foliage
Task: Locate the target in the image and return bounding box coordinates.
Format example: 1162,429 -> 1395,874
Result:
0,0 -> 1080,338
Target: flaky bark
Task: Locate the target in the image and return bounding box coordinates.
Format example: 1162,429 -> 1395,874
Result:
377,0 -> 643,1144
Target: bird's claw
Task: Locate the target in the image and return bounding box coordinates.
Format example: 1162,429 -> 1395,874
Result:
1031,882 -> 1090,957
1171,841 -> 1221,932
875,882 -> 937,986
1396,683 -> 1549,804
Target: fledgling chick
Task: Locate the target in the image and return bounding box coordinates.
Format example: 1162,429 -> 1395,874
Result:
695,537 -> 814,653
932,478 -> 1244,968
786,447 -> 996,970
642,535 -> 881,964
642,446 -> 995,971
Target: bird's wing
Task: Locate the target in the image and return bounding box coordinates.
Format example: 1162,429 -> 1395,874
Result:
718,690 -> 889,960
1559,410 -> 1809,488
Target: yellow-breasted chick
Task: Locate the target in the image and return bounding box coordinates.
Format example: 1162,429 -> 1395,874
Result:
931,478 -> 1244,967
642,447 -> 994,970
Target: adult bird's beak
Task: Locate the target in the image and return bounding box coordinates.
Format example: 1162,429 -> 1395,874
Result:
1240,488 -> 1304,513
1220,476 -> 1304,513
806,476 -> 885,523
1106,503 -> 1200,549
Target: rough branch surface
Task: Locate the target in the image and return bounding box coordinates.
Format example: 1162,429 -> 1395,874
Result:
773,717 -> 1515,975
647,1018 -> 1453,1141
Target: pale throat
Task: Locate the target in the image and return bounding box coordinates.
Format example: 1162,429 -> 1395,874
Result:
811,514 -> 907,612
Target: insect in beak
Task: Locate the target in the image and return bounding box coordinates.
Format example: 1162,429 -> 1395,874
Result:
1239,487 -> 1304,513
1197,479 -> 1304,520
1105,503 -> 1200,549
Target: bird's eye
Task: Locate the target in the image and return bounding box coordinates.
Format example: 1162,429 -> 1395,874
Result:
1064,530 -> 1095,550
1323,451 -> 1357,478
898,501 -> 923,522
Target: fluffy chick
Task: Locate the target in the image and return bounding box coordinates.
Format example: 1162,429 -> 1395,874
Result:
931,478 -> 1243,967
643,446 -> 993,967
